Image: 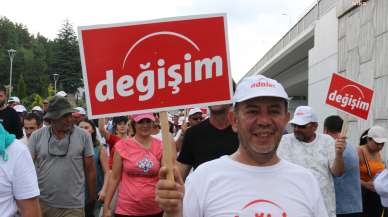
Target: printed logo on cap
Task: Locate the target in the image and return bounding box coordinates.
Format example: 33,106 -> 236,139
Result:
250,78 -> 276,89
79,14 -> 233,119
325,73 -> 374,120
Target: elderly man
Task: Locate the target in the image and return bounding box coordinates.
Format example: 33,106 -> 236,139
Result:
156,75 -> 330,217
28,96 -> 96,217
277,106 -> 345,217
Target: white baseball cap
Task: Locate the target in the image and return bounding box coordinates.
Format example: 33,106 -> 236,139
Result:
55,91 -> 67,97
74,107 -> 86,115
8,96 -> 20,103
32,106 -> 43,112
233,75 -> 289,105
367,126 -> 388,143
188,108 -> 203,117
14,104 -> 27,113
374,169 -> 388,207
290,106 -> 318,126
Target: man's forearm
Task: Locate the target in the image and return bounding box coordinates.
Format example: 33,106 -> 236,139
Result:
17,197 -> 41,217
331,154 -> 344,176
86,164 -> 97,202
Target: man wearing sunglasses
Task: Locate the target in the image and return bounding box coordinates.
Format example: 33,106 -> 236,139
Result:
174,108 -> 204,152
28,96 -> 96,217
277,106 -> 346,217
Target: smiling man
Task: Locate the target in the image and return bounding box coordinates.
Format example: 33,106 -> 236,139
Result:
156,75 -> 328,217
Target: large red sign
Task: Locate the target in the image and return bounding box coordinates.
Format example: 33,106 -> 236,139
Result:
325,73 -> 374,120
78,14 -> 232,119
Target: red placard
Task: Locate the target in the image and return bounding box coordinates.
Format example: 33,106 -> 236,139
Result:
325,73 -> 374,120
78,14 -> 232,119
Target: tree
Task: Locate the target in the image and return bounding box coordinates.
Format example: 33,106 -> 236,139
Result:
16,73 -> 27,99
49,20 -> 82,94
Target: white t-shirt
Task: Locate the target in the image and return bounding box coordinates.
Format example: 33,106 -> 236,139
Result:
277,133 -> 336,217
183,156 -> 328,217
0,139 -> 40,217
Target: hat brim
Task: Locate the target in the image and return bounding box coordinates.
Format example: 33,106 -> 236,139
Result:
373,138 -> 388,143
44,108 -> 77,120
289,117 -> 310,126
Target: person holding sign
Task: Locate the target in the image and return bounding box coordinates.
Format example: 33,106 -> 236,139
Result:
323,115 -> 362,217
277,106 -> 346,217
103,113 -> 163,217
156,75 -> 328,217
357,125 -> 387,217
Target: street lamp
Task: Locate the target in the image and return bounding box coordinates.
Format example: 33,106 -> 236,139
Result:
7,49 -> 16,97
52,73 -> 59,93
282,13 -> 292,27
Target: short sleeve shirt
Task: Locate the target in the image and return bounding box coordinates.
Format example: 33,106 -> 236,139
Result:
278,133 -> 336,217
0,140 -> 40,217
28,126 -> 93,208
114,137 -> 163,216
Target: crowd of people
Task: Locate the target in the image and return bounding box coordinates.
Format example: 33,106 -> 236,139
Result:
0,75 -> 387,217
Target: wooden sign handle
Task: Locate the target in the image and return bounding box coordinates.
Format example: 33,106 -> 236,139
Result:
160,111 -> 175,182
340,115 -> 349,137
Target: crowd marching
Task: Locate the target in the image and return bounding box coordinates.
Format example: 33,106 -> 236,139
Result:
0,75 -> 388,217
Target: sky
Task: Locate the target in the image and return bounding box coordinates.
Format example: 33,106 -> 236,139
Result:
1,0 -> 316,81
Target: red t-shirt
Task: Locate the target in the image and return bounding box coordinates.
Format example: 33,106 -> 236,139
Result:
107,134 -> 122,169
114,137 -> 163,215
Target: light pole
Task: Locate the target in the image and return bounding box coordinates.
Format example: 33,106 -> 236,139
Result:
7,49 -> 16,97
282,13 -> 292,27
53,73 -> 59,93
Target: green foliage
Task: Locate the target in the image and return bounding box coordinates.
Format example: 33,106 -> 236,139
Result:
16,73 -> 27,99
0,17 -> 83,104
47,84 -> 55,97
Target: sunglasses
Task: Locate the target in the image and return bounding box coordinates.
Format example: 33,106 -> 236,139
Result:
291,123 -> 310,129
191,117 -> 203,121
47,130 -> 72,157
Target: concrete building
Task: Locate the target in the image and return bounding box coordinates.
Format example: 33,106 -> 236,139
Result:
246,0 -> 388,159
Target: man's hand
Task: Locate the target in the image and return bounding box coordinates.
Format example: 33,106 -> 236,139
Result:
364,181 -> 376,192
335,136 -> 346,156
156,166 -> 184,217
180,122 -> 190,135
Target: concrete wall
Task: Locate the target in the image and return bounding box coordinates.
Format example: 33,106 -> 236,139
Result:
337,0 -> 388,159
308,8 -> 339,134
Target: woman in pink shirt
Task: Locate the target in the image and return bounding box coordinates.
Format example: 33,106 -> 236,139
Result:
103,113 -> 163,217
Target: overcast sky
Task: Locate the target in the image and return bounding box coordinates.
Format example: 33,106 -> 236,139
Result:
1,0 -> 316,81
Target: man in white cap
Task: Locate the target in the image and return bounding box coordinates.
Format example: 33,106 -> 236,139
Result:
174,108 -> 204,151
156,75 -> 329,217
7,96 -> 20,108
277,106 -> 346,217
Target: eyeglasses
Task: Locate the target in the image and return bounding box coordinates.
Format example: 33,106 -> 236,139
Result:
47,130 -> 71,157
291,123 -> 310,129
191,116 -> 203,121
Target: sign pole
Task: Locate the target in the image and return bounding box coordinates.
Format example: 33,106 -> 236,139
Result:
160,111 -> 175,182
340,114 -> 349,137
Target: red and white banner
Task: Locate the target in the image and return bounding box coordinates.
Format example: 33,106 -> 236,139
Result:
78,14 -> 233,119
325,73 -> 374,120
